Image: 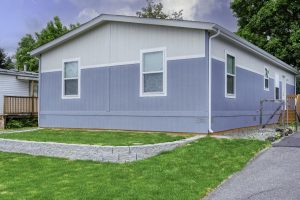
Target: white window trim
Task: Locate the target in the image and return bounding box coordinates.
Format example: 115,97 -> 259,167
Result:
62,58 -> 81,99
274,86 -> 280,100
225,50 -> 236,98
264,67 -> 270,91
140,47 -> 167,97
274,73 -> 280,100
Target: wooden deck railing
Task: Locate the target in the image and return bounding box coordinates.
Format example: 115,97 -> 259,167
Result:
3,96 -> 38,115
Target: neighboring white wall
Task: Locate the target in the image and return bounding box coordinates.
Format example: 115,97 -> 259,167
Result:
0,74 -> 30,114
212,36 -> 295,85
41,22 -> 206,72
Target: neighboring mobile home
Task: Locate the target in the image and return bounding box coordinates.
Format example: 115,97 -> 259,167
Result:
0,68 -> 38,128
31,14 -> 298,133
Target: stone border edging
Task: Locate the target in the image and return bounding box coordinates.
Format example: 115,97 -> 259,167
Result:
0,135 -> 205,163
0,128 -> 41,134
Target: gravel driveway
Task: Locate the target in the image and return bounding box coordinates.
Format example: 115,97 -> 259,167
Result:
205,132 -> 300,200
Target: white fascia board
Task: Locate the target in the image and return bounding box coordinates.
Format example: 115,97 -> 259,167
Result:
16,76 -> 39,81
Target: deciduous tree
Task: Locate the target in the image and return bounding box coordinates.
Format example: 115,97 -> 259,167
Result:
231,0 -> 300,69
137,0 -> 183,20
0,48 -> 14,70
16,16 -> 79,72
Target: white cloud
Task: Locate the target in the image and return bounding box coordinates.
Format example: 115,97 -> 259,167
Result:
161,0 -> 198,20
161,0 -> 220,20
75,0 -> 224,23
115,6 -> 136,16
77,6 -> 136,23
78,8 -> 99,23
69,0 -> 139,8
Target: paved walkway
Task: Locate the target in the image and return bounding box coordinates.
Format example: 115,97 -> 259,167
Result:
205,133 -> 300,200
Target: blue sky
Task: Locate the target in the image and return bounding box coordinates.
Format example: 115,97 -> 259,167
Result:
0,0 -> 237,55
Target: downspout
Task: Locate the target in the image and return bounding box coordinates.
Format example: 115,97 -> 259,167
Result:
208,29 -> 220,133
38,54 -> 42,127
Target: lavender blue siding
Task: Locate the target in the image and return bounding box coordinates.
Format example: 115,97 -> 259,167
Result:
211,58 -> 294,132
39,57 -> 209,133
39,56 -> 295,133
287,84 -> 295,96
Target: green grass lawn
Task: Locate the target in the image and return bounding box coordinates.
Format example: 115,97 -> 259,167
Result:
0,129 -> 191,146
0,137 -> 269,200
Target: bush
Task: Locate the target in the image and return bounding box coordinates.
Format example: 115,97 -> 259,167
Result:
5,117 -> 38,129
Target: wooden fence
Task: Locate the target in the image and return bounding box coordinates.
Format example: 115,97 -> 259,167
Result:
3,96 -> 38,115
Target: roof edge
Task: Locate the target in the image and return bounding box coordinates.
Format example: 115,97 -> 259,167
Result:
30,14 -> 298,75
0,70 -> 38,78
30,14 -> 215,56
212,24 -> 298,74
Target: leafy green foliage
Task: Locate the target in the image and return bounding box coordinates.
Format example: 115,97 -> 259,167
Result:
231,0 -> 300,70
4,56 -> 14,69
0,137 -> 268,199
15,16 -> 79,72
15,34 -> 38,71
0,48 -> 14,69
0,129 -> 188,146
5,117 -> 38,129
35,16 -> 79,47
137,0 -> 183,20
5,119 -> 23,129
0,48 -> 7,68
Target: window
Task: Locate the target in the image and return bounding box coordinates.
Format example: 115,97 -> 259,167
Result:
275,74 -> 280,100
140,48 -> 166,96
225,53 -> 236,98
264,68 -> 269,90
63,59 -> 80,98
275,87 -> 280,100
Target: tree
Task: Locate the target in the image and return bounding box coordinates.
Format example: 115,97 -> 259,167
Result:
35,16 -> 79,47
4,56 -> 14,69
16,16 -> 80,72
231,0 -> 266,28
231,0 -> 300,70
0,48 -> 6,69
0,48 -> 14,70
137,0 -> 183,20
15,34 -> 39,71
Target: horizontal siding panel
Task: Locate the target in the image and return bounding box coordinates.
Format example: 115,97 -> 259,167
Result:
0,74 -> 29,114
211,58 -> 295,131
40,58 -> 208,113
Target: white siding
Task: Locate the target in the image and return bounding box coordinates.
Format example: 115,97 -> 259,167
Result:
42,23 -> 111,72
0,74 -> 30,114
109,22 -> 205,64
212,37 -> 295,85
41,22 -> 206,72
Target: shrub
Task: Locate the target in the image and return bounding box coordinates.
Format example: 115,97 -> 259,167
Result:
5,117 -> 38,129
